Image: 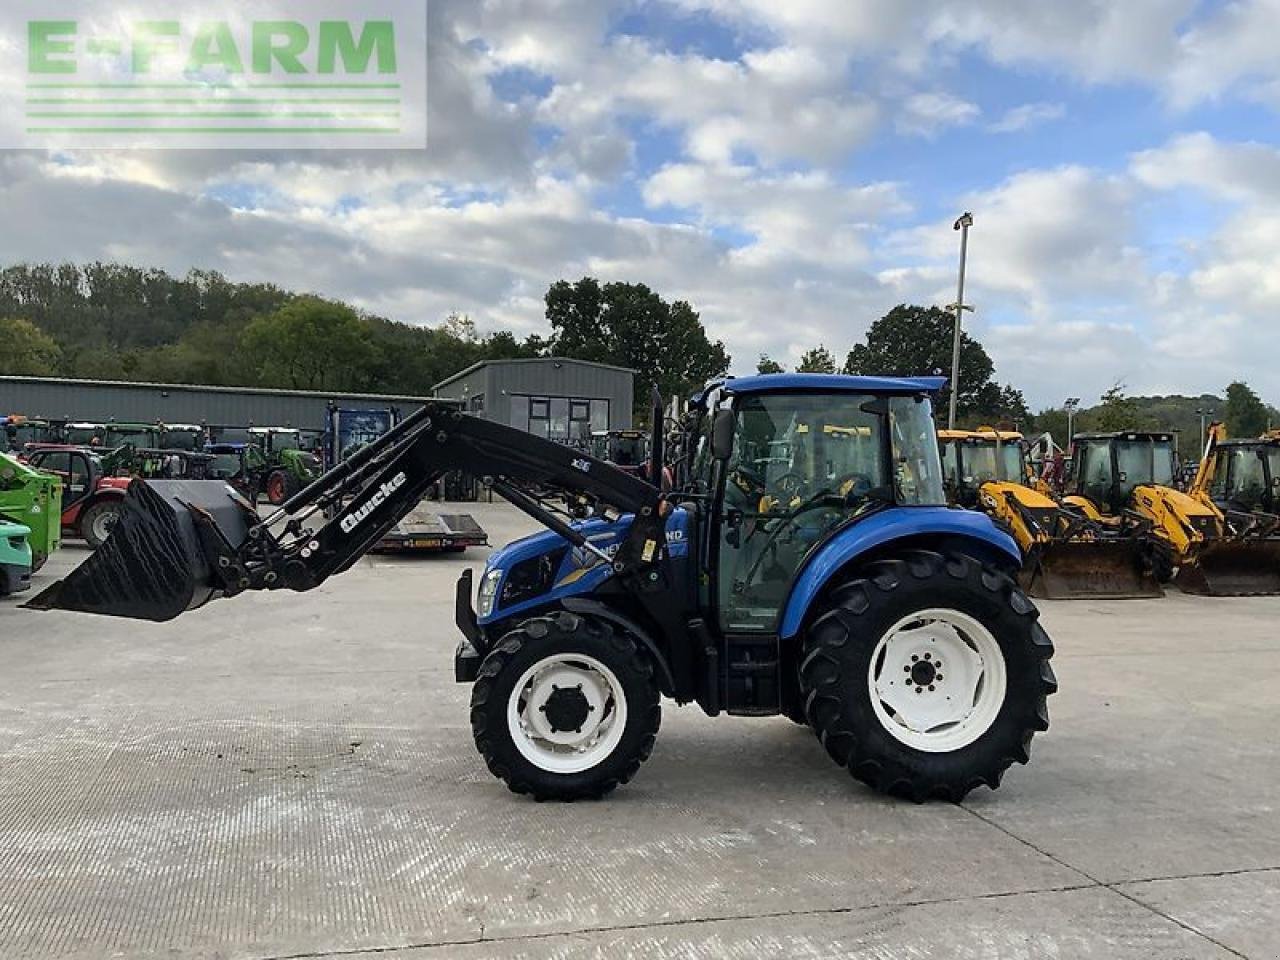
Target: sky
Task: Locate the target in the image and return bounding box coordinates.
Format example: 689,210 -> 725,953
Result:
4,0 -> 1280,410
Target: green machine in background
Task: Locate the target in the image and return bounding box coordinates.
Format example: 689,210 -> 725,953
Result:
0,517 -> 32,596
0,453 -> 63,572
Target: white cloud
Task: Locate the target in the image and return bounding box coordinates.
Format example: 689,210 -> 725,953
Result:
1131,132 -> 1280,204
896,92 -> 980,137
987,101 -> 1065,134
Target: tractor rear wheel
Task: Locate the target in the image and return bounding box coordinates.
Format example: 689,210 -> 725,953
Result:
470,611 -> 661,801
81,499 -> 123,549
800,549 -> 1056,802
265,470 -> 292,506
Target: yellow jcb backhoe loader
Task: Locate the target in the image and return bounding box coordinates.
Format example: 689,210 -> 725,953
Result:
1066,431 -> 1280,596
939,428 -> 1161,599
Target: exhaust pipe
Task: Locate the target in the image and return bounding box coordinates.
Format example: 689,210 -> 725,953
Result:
25,479 -> 255,622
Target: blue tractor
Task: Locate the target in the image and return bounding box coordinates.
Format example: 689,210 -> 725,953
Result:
28,375 -> 1055,802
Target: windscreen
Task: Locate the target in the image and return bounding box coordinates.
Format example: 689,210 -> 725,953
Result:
1115,438 -> 1175,498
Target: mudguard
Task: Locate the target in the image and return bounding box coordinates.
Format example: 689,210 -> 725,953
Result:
777,506 -> 1020,639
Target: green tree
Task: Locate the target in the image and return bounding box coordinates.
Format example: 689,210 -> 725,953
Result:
241,297 -> 376,391
546,277 -> 730,406
1223,381 -> 1269,437
843,304 -> 1018,419
0,316 -> 61,375
1091,384 -> 1148,432
796,345 -> 837,373
1034,407 -> 1070,443
756,354 -> 785,374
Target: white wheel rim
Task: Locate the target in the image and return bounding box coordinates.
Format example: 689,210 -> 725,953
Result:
507,653 -> 628,774
867,608 -> 1007,753
92,507 -> 118,543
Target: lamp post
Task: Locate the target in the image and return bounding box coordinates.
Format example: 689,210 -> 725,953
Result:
947,211 -> 974,430
1196,408 -> 1214,451
1065,397 -> 1080,443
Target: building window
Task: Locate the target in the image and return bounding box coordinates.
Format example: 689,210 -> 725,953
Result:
508,394 -> 611,444
590,399 -> 609,432
509,396 -> 529,429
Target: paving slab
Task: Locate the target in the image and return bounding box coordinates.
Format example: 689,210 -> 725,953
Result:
1118,868 -> 1280,960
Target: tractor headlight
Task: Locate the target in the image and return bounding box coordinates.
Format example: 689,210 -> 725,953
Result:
477,568 -> 502,618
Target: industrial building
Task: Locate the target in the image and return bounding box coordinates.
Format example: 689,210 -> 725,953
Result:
0,375 -> 429,433
433,358 -> 635,445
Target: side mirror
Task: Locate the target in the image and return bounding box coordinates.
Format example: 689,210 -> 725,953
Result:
711,409 -> 735,461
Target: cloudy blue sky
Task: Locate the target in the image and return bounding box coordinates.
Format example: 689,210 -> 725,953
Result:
4,0 -> 1280,409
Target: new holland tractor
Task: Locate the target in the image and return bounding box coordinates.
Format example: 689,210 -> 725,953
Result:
938,428 -> 1160,599
1066,431 -> 1280,595
28,375 -> 1056,802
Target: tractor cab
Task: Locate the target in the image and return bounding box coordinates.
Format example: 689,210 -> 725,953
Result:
1068,432 -> 1178,514
104,422 -> 161,450
1206,437 -> 1280,515
159,424 -> 208,452
63,422 -> 109,448
591,430 -> 648,469
2,416 -> 56,454
937,427 -> 1028,508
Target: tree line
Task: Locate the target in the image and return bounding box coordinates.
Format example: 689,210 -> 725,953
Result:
0,264 -> 729,413
1,262 -> 1273,440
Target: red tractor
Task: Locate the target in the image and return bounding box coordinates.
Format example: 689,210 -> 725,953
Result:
24,446 -> 132,548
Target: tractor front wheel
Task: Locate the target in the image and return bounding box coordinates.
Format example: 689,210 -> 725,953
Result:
81,499 -> 124,549
801,550 -> 1056,802
470,611 -> 661,801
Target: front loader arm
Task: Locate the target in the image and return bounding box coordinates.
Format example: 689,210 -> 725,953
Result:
29,402 -> 669,622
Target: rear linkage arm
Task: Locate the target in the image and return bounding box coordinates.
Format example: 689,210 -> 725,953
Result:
194,402 -> 670,598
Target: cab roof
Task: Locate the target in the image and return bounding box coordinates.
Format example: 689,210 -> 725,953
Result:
938,427 -> 1024,442
1074,431 -> 1174,442
698,373 -> 947,402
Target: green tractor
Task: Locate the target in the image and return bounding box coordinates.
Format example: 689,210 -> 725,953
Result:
0,452 -> 63,572
249,427 -> 322,505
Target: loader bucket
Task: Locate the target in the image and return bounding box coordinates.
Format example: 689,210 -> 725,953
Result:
1175,539 -> 1280,596
1023,539 -> 1164,600
25,479 -> 254,622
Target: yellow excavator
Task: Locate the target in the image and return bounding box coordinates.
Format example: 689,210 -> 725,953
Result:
938,428 -> 1161,599
1065,431 -> 1280,596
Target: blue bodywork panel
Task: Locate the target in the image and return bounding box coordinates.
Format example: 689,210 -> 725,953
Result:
477,508 -> 691,626
697,374 -> 947,402
776,507 -> 1020,638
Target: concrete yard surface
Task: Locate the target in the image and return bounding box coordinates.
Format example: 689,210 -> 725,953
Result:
0,499 -> 1276,959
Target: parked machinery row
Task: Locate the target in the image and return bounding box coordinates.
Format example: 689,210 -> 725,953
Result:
0,404 -> 487,595
939,425 -> 1280,599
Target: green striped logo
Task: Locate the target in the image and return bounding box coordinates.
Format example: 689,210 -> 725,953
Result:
9,1 -> 427,148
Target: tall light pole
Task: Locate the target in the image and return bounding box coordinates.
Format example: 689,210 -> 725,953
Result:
1196,407 -> 1214,451
1065,397 -> 1080,443
947,212 -> 974,430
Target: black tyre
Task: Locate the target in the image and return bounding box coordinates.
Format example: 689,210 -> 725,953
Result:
265,470 -> 292,506
801,550 -> 1056,802
470,611 -> 661,801
81,499 -> 124,549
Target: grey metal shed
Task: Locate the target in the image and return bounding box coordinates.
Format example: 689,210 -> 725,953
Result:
434,358 -> 635,446
0,375 -> 430,432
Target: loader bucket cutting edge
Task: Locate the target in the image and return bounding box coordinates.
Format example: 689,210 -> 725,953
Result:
1176,540 -> 1280,597
1025,539 -> 1163,600
24,479 -> 254,622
